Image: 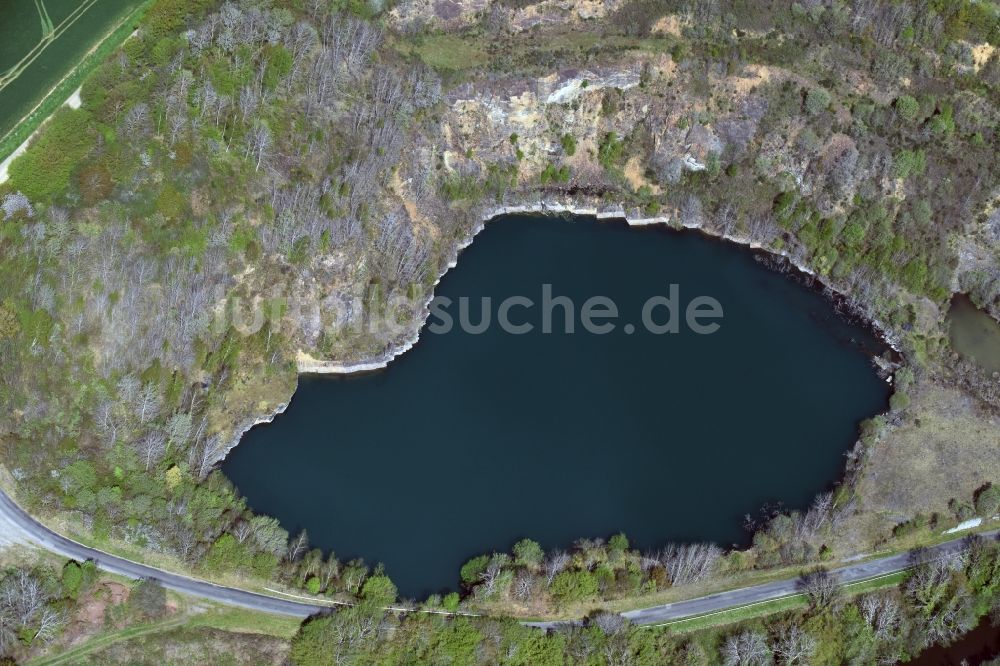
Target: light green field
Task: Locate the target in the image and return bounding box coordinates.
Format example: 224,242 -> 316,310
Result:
0,0 -> 148,163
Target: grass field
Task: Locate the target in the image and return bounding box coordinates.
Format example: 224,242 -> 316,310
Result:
0,0 -> 148,162
850,381 -> 1000,549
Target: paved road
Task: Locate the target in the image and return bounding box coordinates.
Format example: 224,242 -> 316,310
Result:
531,528 -> 1000,628
0,489 -> 320,617
1,486 -> 995,626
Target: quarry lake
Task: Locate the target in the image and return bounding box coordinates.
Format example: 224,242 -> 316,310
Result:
222,214 -> 890,598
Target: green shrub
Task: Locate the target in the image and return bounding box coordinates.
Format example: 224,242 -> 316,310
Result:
597,132 -> 624,169
895,95 -> 920,122
929,104 -> 955,135
204,534 -> 249,572
841,220 -> 866,247
560,133 -> 577,156
513,539 -> 544,568
975,483 -> 1000,517
892,513 -> 928,537
62,561 -> 83,599
156,183 -> 188,221
900,257 -> 928,291
539,163 -> 570,185
705,152 -> 721,179
440,174 -> 481,201
143,0 -> 214,42
805,87 -> 831,115
950,499 -> 976,521
549,570 -> 599,602
608,533 -> 629,555
264,45 -> 293,91
893,149 -> 927,179
361,574 -> 398,604
442,592 -> 461,612
251,552 -> 278,578
460,555 -> 489,585
8,108 -> 95,201
0,304 -> 19,340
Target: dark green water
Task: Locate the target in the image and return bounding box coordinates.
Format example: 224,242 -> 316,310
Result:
904,615 -> 1000,665
222,215 -> 889,598
949,294 -> 1000,374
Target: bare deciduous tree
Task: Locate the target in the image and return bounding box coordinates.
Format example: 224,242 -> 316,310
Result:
773,623 -> 816,665
137,430 -> 167,470
512,571 -> 535,601
288,530 -> 309,562
136,382 -> 161,426
859,592 -> 902,640
722,629 -> 773,666
166,412 -> 193,452
1,192 -> 33,220
121,103 -> 151,139
660,542 -> 722,586
248,515 -> 289,557
190,434 -> 230,479
543,550 -> 571,586
478,554 -> 510,598
320,555 -> 341,591
798,567 -> 840,610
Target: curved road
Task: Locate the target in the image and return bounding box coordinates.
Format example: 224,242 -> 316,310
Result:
0,487 -> 995,625
0,489 -> 319,617
531,528 -> 999,629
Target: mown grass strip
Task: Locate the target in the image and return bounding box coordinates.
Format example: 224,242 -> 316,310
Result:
190,605 -> 304,639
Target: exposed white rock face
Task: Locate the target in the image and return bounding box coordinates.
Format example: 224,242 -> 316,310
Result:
681,155 -> 706,171
684,123 -> 723,159
944,517 -> 983,534
544,67 -> 641,105
389,0 -> 628,32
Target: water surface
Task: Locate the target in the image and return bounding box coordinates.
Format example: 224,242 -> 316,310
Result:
905,615 -> 1000,665
949,294 -> 1000,374
223,215 -> 889,598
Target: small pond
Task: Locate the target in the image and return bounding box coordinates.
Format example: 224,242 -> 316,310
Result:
949,294 -> 1000,374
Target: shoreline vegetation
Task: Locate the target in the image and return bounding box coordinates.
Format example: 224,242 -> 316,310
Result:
0,0 -> 998,661
294,201 -> 904,379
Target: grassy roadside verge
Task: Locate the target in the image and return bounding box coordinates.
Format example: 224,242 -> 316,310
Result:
651,569 -> 911,633
189,605 -> 303,638
0,1 -> 152,165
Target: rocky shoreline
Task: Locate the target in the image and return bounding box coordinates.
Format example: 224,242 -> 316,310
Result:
295,198 -> 902,377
